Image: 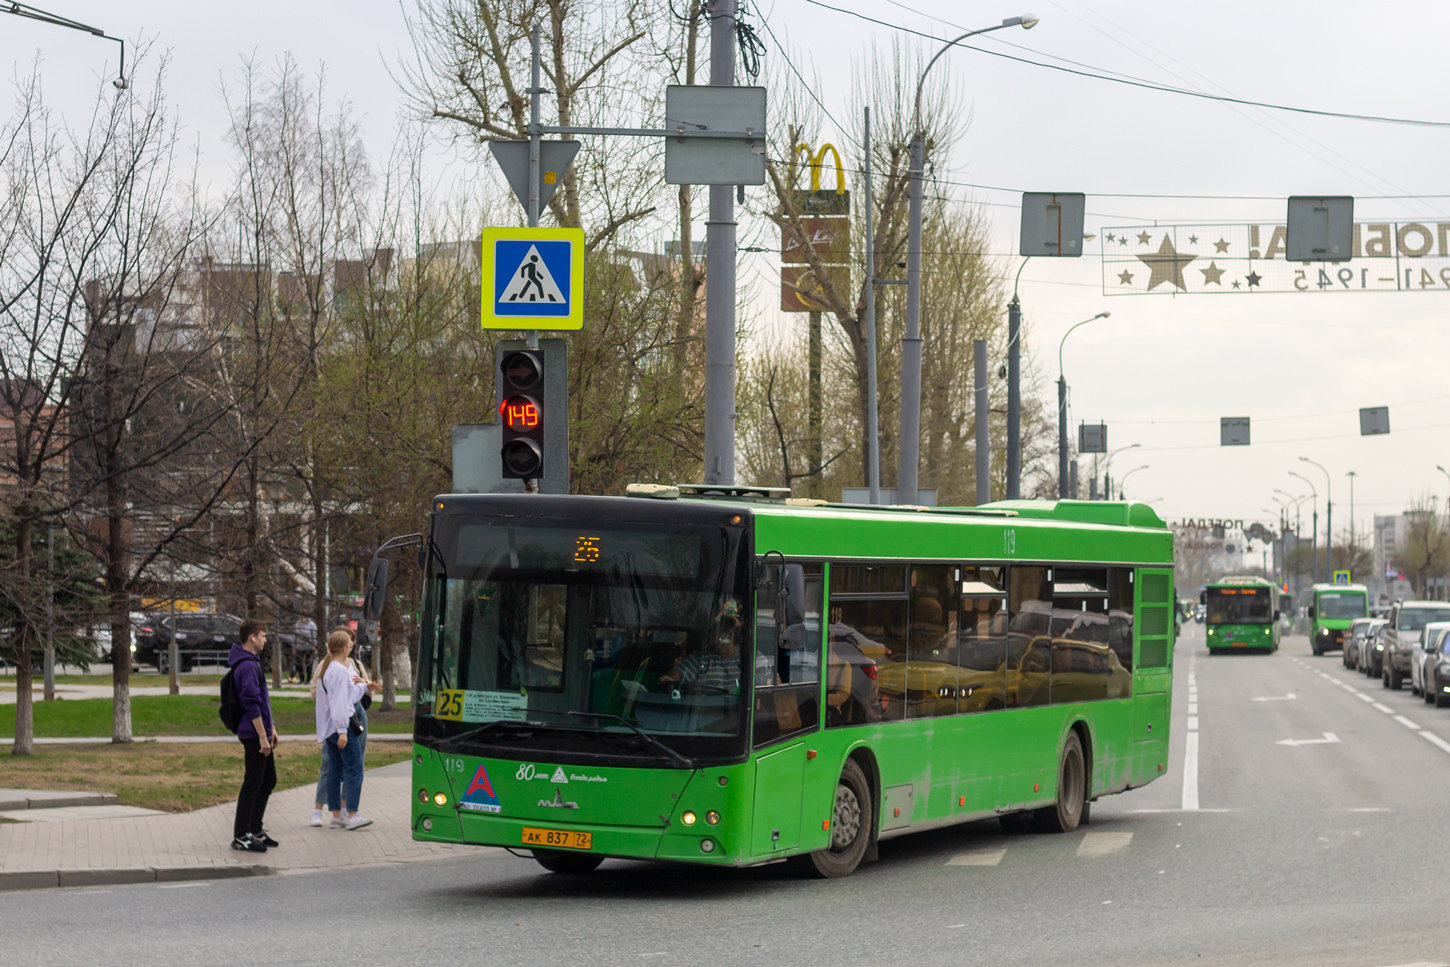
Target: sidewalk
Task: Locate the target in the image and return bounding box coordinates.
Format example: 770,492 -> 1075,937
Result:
0,760 -> 475,891
0,734 -> 412,745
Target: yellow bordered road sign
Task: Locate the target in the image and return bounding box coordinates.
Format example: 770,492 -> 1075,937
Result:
480,226 -> 585,331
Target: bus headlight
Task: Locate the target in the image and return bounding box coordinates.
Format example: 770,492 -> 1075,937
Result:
681,810 -> 697,826
706,810 -> 721,825
434,792 -> 448,806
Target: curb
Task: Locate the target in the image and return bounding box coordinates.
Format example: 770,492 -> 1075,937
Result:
0,864 -> 272,892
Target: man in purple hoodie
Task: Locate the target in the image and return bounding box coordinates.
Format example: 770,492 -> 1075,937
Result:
230,619 -> 280,853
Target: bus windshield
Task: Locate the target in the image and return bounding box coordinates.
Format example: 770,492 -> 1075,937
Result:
415,518 -> 748,762
1207,587 -> 1272,624
1317,592 -> 1367,620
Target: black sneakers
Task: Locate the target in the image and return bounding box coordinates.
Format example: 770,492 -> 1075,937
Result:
231,835 -> 266,853
255,830 -> 279,848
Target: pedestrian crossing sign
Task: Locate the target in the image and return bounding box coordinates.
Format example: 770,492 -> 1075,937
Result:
480,226 -> 585,330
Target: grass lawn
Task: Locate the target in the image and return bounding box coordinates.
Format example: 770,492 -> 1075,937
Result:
1,673 -> 226,688
0,694 -> 414,738
0,741 -> 412,812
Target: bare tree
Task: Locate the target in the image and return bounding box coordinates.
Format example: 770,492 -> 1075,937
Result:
1395,500 -> 1450,598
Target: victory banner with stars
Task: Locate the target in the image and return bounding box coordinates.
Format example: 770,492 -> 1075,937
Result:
1101,221 -> 1450,295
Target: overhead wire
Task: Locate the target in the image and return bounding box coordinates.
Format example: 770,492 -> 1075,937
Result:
798,0 -> 1450,128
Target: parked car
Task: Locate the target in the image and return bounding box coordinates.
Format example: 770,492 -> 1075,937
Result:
1419,628 -> 1450,708
1344,617 -> 1378,671
1383,602 -> 1450,689
1412,621 -> 1450,700
1358,619 -> 1388,678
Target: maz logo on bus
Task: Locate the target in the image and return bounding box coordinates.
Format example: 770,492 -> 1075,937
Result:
1003,528 -> 1017,556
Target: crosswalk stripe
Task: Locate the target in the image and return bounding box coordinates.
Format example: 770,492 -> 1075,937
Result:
1076,832 -> 1133,857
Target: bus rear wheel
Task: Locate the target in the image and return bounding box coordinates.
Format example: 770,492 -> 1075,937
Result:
1033,732 -> 1086,833
805,759 -> 872,878
533,850 -> 603,874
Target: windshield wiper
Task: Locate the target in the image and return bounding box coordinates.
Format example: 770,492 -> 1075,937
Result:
437,720 -> 534,750
566,711 -> 697,770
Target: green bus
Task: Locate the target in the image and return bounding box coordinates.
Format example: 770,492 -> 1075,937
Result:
409,488 -> 1175,878
1202,576 -> 1280,655
1308,582 -> 1369,656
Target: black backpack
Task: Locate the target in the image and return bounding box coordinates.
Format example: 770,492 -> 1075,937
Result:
219,655 -> 260,733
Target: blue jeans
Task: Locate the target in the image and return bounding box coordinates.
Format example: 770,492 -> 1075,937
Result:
323,726 -> 365,813
315,703 -> 367,805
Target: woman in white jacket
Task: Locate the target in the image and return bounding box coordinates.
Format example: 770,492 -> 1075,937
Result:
315,630 -> 375,830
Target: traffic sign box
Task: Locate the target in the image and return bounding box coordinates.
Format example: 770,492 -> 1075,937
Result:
480,226 -> 585,330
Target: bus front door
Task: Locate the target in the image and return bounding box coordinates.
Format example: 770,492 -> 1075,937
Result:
751,742 -> 806,855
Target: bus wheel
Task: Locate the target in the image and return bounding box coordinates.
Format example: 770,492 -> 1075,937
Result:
807,759 -> 872,878
1034,732 -> 1086,833
533,850 -> 603,874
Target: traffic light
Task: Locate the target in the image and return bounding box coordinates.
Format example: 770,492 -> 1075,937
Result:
499,349 -> 545,478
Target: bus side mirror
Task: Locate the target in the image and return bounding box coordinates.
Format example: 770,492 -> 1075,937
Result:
364,557 -> 390,621
1274,610 -> 1281,621
1199,591 -> 1206,605
1307,607 -> 1315,620
781,564 -> 806,627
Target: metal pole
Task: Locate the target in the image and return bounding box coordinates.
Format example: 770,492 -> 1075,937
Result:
1348,471 -> 1356,562
974,339 -> 989,505
1006,296 -> 1022,499
1057,375 -> 1068,499
1312,505 -> 1319,583
808,310 -> 822,497
702,0 -> 738,486
864,107 -> 880,505
168,596 -> 179,695
526,26 -> 543,352
898,138 -> 924,505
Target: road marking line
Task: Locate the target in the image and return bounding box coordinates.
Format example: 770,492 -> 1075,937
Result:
1276,732 -> 1340,746
1355,693 -> 1374,703
1394,715 -> 1422,730
1182,732 -> 1200,811
1420,732 -> 1450,755
946,924 -> 966,929
1187,715 -> 1199,730
1251,694 -> 1296,702
1077,832 -> 1133,857
1187,703 -> 1198,714
1348,807 -> 1392,812
1373,702 -> 1393,713
947,849 -> 1005,866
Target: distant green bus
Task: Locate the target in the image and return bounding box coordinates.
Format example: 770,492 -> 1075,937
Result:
410,489 -> 1175,878
1203,576 -> 1280,654
1309,582 -> 1369,656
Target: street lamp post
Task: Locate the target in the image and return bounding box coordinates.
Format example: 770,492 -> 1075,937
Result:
1301,457 -> 1332,580
1288,471 -> 1319,583
1100,442 -> 1140,501
902,13 -> 1039,504
1117,464 -> 1148,499
1057,312 -> 1109,498
1346,470 -> 1356,565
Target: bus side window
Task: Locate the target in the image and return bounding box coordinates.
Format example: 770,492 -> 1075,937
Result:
1007,566 -> 1052,708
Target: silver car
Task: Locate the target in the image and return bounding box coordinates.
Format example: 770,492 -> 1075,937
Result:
1415,626 -> 1450,707
1411,622 -> 1450,698
1344,617 -> 1377,671
1383,602 -> 1450,689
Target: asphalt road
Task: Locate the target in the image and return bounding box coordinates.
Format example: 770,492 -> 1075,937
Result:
7,626 -> 1450,967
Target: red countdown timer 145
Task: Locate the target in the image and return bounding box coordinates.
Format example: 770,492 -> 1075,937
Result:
500,397 -> 540,429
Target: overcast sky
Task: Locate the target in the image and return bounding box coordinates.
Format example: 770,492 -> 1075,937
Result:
6,0 -> 1449,544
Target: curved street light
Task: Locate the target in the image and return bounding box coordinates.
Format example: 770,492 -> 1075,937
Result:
1117,464 -> 1148,499
1057,312 -> 1110,497
1288,470 -> 1320,583
902,13 -> 1039,505
1300,457 -> 1333,582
